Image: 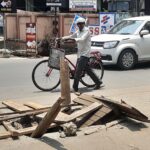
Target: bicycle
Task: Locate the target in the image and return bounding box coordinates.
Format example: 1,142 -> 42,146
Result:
32,39 -> 104,91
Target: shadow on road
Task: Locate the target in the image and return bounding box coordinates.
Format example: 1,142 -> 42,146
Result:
39,136 -> 68,150
121,118 -> 148,132
32,86 -> 105,94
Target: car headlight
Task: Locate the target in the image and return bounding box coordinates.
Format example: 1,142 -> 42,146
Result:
103,41 -> 119,49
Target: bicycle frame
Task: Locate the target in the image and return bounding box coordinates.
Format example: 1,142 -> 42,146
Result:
65,56 -> 76,70
32,39 -> 104,91
49,39 -> 102,73
47,50 -> 102,77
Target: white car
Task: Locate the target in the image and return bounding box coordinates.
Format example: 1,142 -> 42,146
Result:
91,16 -> 150,70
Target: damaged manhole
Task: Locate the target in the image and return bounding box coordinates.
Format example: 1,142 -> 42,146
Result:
11,116 -> 41,130
0,94 -> 149,139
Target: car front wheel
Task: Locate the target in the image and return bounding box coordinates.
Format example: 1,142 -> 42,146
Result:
117,49 -> 137,70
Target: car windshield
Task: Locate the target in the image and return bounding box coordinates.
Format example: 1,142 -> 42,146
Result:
108,20 -> 144,34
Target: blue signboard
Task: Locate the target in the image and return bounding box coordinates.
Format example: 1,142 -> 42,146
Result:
69,14 -> 85,33
99,12 -> 115,34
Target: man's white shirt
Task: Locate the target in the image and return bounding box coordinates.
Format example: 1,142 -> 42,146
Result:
62,26 -> 91,58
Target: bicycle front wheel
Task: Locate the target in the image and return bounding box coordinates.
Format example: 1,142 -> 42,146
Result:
32,59 -> 60,91
80,57 -> 104,87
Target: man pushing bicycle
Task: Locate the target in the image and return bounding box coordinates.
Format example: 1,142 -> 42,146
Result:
58,17 -> 103,93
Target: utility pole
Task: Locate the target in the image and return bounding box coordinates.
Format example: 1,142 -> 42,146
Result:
46,0 -> 62,37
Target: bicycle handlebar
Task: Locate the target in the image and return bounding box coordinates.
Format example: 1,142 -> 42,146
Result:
54,38 -> 76,48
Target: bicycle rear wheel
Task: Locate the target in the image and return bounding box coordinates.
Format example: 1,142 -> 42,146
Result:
32,59 -> 60,91
80,57 -> 104,87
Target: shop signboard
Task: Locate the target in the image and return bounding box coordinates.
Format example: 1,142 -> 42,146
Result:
0,0 -> 16,13
46,0 -> 62,12
99,12 -> 115,34
69,14 -> 83,33
70,14 -> 100,36
26,23 -> 36,53
69,0 -> 97,11
88,25 -> 100,36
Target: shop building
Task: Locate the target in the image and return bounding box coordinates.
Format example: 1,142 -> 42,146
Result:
15,0 -> 148,16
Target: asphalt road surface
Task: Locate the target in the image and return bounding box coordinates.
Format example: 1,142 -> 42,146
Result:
0,55 -> 150,101
1,55 -> 150,150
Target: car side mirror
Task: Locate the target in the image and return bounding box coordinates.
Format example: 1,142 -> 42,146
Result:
140,30 -> 149,37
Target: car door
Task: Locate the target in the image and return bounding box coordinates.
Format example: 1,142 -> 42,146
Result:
136,21 -> 150,60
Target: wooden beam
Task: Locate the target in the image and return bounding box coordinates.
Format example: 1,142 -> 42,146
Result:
55,102 -> 103,123
0,125 -> 11,139
0,107 -> 50,123
2,121 -> 19,137
2,100 -> 32,112
0,131 -> 11,139
31,97 -> 64,138
73,97 -> 92,106
60,57 -> 71,106
80,106 -> 112,128
24,102 -> 49,109
2,121 -> 57,136
93,96 -> 149,122
78,94 -> 112,109
79,94 -> 101,104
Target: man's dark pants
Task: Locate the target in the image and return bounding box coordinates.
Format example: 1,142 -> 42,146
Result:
73,56 -> 101,92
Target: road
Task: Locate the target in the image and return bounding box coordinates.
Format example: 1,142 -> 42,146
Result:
0,55 -> 150,102
1,55 -> 150,150
0,57 -> 43,100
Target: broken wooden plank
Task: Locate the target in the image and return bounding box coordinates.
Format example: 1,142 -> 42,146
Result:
0,102 -> 50,117
79,94 -> 101,104
37,111 -> 69,122
0,111 -> 16,116
3,120 -> 32,136
0,125 -> 11,139
0,131 -> 11,139
16,123 -> 57,135
0,108 -> 14,116
2,121 -> 57,136
77,94 -> 111,109
82,119 -> 96,127
2,121 -> 19,136
55,111 -> 69,122
80,106 -> 113,128
31,97 -> 64,138
24,102 -> 70,123
24,102 -> 49,109
93,106 -> 112,117
72,95 -> 113,126
67,102 -> 102,121
0,106 -> 7,109
0,103 -> 7,109
73,97 -> 92,106
55,102 -> 103,123
2,100 -> 32,112
0,107 -> 50,123
93,96 -> 149,122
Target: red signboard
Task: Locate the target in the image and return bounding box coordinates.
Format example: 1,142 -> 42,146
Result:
89,25 -> 100,36
26,23 -> 36,53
